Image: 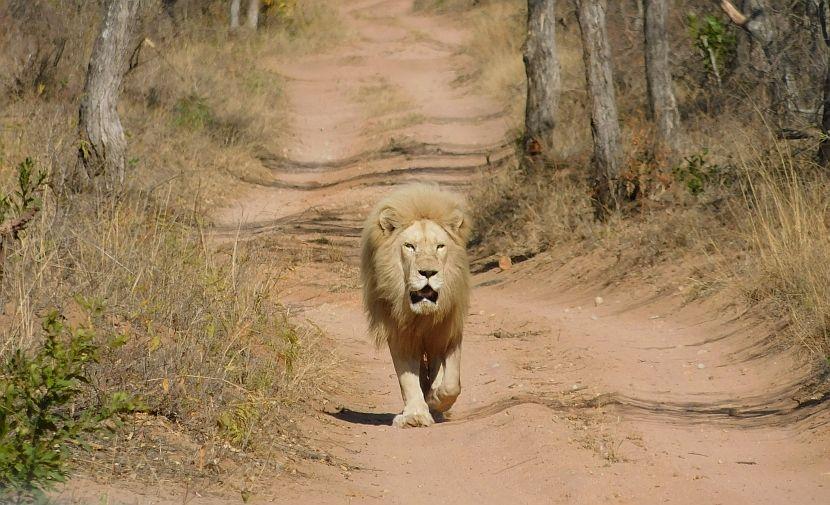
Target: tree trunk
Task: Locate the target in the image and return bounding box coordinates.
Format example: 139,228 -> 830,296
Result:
246,0 -> 259,30
73,0 -> 140,191
523,0 -> 560,156
739,0 -> 789,119
820,66 -> 830,166
721,0 -> 794,123
575,0 -> 622,217
230,0 -> 241,29
818,1 -> 830,167
643,0 -> 680,158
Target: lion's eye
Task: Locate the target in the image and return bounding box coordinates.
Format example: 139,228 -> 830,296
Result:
436,244 -> 445,250
404,243 -> 416,251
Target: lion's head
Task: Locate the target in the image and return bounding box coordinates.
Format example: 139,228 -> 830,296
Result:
360,184 -> 471,349
396,217 -> 457,314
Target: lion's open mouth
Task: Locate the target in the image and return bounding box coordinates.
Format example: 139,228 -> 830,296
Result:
410,285 -> 439,304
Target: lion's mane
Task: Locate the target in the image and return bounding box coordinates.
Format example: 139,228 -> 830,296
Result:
360,184 -> 471,355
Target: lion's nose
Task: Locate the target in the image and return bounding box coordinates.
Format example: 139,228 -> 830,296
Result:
418,269 -> 438,279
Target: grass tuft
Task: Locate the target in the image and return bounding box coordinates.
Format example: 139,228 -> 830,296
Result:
738,151 -> 830,356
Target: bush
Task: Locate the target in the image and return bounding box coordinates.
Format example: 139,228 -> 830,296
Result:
739,154 -> 830,357
687,13 -> 737,84
172,94 -> 215,131
0,158 -> 46,220
470,155 -> 595,258
5,189 -> 331,458
672,150 -> 734,196
0,312 -> 137,503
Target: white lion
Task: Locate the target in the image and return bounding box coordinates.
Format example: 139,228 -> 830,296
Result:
360,184 -> 471,428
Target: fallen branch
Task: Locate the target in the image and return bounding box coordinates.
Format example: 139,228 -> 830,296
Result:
719,0 -> 747,27
718,0 -> 773,44
777,128 -> 812,140
0,207 -> 40,241
0,207 -> 41,290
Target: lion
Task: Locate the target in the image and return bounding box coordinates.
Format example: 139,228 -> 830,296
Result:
360,184 -> 471,428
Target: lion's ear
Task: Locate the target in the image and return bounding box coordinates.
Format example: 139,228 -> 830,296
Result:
446,208 -> 469,240
378,207 -> 398,234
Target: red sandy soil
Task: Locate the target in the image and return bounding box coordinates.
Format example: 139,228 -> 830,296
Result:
58,1 -> 830,503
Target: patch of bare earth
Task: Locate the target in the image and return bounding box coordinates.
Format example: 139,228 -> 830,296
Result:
59,1 -> 830,503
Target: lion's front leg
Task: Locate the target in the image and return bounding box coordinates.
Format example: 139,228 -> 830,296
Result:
390,346 -> 434,428
426,343 -> 461,413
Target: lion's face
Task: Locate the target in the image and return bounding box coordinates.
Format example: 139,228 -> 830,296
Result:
397,220 -> 453,315
361,185 -> 471,349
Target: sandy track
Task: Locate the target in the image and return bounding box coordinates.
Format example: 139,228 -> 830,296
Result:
50,3 -> 830,504
221,1 -> 829,503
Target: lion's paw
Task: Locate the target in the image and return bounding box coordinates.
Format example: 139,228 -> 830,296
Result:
426,385 -> 460,413
392,404 -> 434,428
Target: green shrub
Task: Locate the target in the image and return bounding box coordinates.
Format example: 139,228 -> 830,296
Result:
0,158 -> 46,224
688,14 -> 736,84
172,94 -> 215,131
0,312 -> 137,503
672,150 -> 732,195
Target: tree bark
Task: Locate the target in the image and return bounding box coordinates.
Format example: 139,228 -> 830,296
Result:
575,0 -> 622,217
820,67 -> 830,166
523,0 -> 560,156
73,0 -> 140,191
246,0 -> 259,30
643,0 -> 680,158
720,0 -> 794,122
230,0 -> 241,29
818,2 -> 830,166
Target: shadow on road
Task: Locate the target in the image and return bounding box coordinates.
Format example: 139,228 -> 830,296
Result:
328,407 -> 396,426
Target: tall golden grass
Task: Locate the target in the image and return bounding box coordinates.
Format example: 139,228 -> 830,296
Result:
0,0 -> 345,486
4,186 -> 333,443
738,148 -> 830,356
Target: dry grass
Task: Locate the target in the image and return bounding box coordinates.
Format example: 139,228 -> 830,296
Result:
423,0 -> 593,155
736,149 -> 830,356
262,0 -> 348,54
0,0 -> 344,491
120,1 -> 348,207
412,0 -> 481,11
460,1 -> 526,106
458,0 -> 830,361
470,133 -> 830,360
352,79 -> 413,117
470,157 -> 595,257
4,187 -> 333,440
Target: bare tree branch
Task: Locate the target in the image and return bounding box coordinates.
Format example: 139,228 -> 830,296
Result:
0,207 -> 39,241
720,0 -> 748,27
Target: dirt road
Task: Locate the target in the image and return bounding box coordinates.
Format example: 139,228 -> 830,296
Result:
219,1 -> 830,503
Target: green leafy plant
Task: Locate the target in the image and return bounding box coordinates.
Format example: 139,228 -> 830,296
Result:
172,94 -> 214,131
688,14 -> 737,85
0,312 -> 138,503
672,150 -> 732,195
0,158 -> 47,226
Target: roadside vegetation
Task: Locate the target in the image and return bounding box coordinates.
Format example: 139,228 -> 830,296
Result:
2,0 -> 829,500
425,0 -> 830,359
0,0 -> 341,500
